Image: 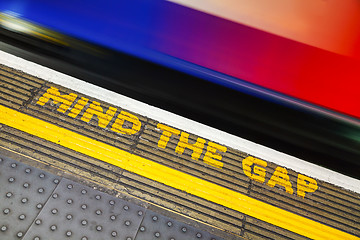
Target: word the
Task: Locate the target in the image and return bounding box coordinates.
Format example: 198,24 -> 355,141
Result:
156,123 -> 227,169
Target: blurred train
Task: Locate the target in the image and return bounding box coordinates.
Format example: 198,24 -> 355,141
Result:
0,0 -> 360,178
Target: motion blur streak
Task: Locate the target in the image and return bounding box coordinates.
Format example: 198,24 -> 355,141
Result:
169,0 -> 360,57
0,13 -> 67,46
1,0 -> 360,119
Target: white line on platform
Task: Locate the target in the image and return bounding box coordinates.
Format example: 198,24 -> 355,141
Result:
0,50 -> 359,193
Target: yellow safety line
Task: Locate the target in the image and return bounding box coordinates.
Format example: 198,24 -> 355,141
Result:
0,104 -> 358,240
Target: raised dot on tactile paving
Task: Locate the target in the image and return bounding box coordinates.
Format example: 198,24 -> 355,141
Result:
11,163 -> 17,168
126,237 -> 132,240
96,225 -> 102,231
38,188 -> 44,193
196,233 -> 202,238
6,192 -> 12,198
66,231 -> 72,237
152,216 -> 158,221
66,214 -> 72,220
109,200 -> 115,205
36,203 -> 43,209
34,237 -> 40,240
35,219 -> 42,225
81,237 -> 88,240
67,184 -> 73,189
21,198 -> 28,204
138,210 -> 143,216
81,204 -> 87,210
66,199 -> 73,204
17,232 -> 23,238
123,205 -> 129,211
51,209 -> 58,214
182,227 -> 187,232
125,220 -> 131,226
19,214 -> 26,220
110,215 -> 116,221
3,208 -> 10,214
23,182 -> 30,188
155,232 -> 161,238
25,168 -> 31,174
1,225 -> 7,232
53,179 -> 59,184
81,220 -> 87,226
95,210 -> 102,215
95,195 -> 101,200
8,177 -> 15,183
111,231 -> 117,237
52,193 -> 58,199
140,226 -> 146,232
39,173 -> 45,179
81,189 -> 87,194
167,221 -> 173,227
50,225 -> 57,231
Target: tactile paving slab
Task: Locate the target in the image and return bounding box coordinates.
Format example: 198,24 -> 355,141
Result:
0,153 -> 229,240
23,178 -> 146,240
135,210 -> 225,240
0,155 -> 60,240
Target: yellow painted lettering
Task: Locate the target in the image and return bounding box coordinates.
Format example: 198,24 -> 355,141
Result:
175,132 -> 205,160
267,167 -> 294,194
242,156 -> 267,183
203,142 -> 226,168
156,123 -> 180,148
111,111 -> 141,135
81,101 -> 117,128
36,87 -> 77,113
297,174 -> 318,198
68,97 -> 89,118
